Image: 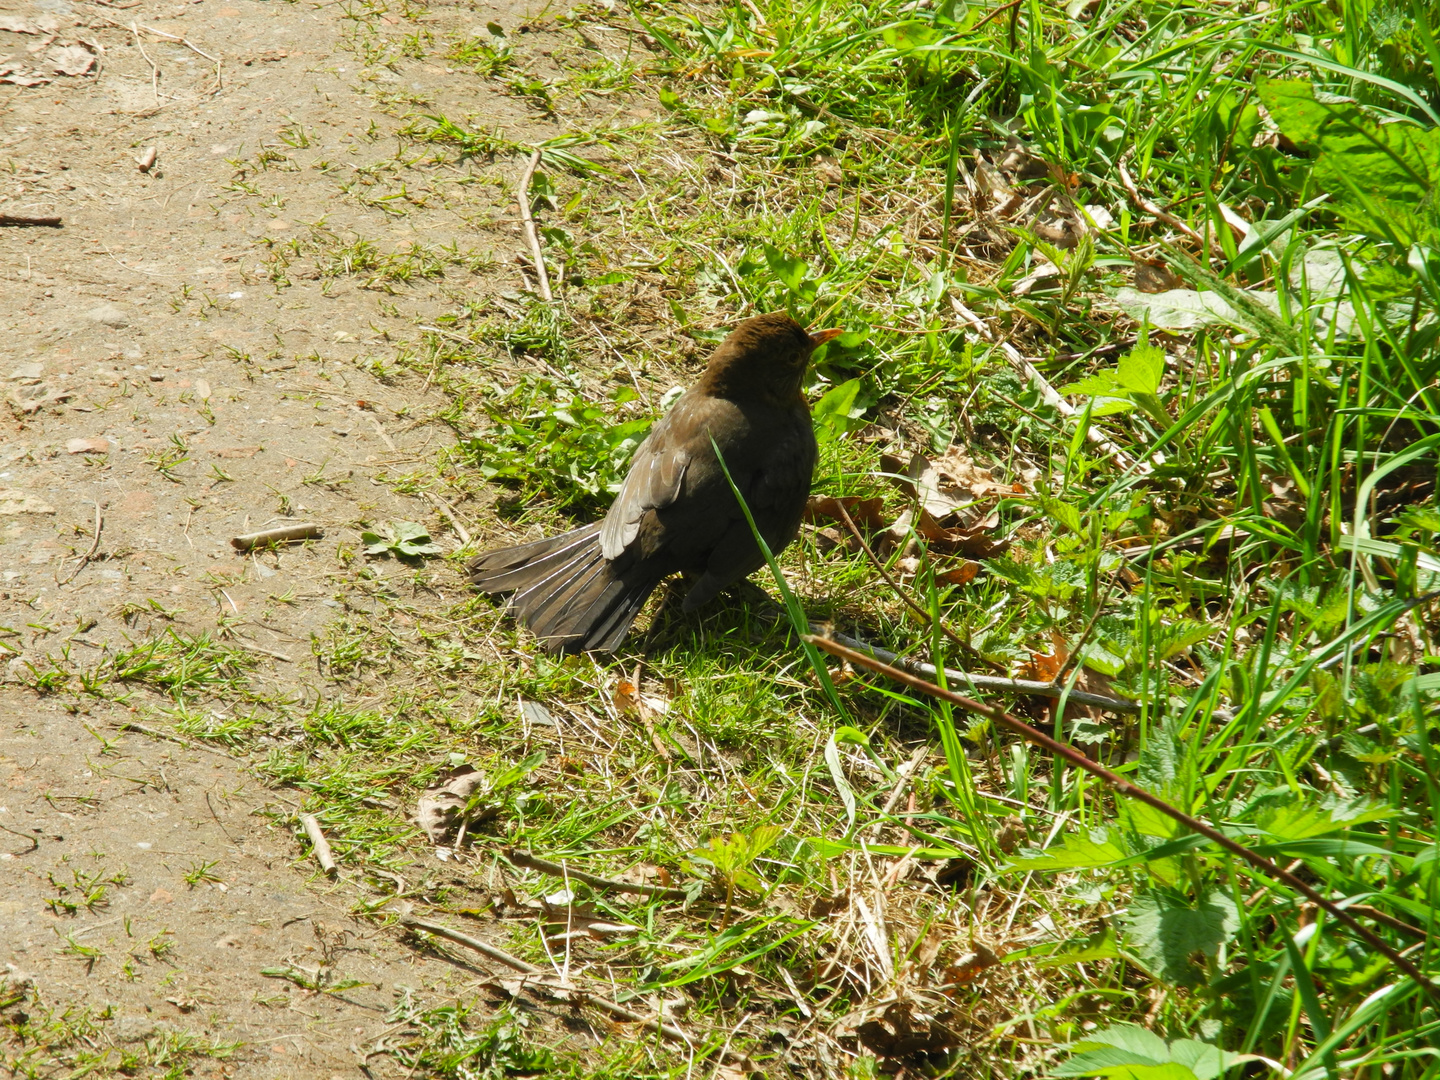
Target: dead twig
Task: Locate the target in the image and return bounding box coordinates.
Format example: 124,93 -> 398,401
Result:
0,214 -> 62,228
820,626 -> 1139,713
230,523 -> 323,551
864,745 -> 930,843
516,150 -> 553,302
426,491 -> 472,545
1117,151 -> 1225,261
400,914 -> 539,973
951,294 -> 1140,472
832,500 -> 991,667
506,848 -> 688,901
299,813 -> 337,877
398,916 -> 725,1055
55,501 -> 103,586
234,638 -> 293,663
131,22 -> 161,104
134,22 -> 222,92
112,720 -> 234,759
806,631 -> 1440,1008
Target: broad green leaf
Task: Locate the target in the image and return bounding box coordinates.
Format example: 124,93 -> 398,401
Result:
1055,1023 -> 1255,1079
1254,796 -> 1393,840
812,379 -> 862,443
1115,343 -> 1166,395
763,243 -> 810,292
1123,889 -> 1239,987
881,20 -> 942,53
1005,827 -> 1129,871
1257,78 -> 1440,243
1003,923 -> 1122,968
1062,371 -> 1125,397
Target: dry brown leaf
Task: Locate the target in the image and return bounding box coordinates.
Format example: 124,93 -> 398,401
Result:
65,437 -> 110,455
8,383 -> 73,413
1021,628 -> 1069,682
1134,260 -> 1180,293
942,941 -> 1000,988
47,45 -> 94,76
804,494 -> 888,531
415,766 -> 497,843
937,560 -> 980,586
613,677 -> 639,718
852,997 -> 962,1059
882,450 -> 1021,523
917,510 -> 1009,559
0,66 -> 48,86
808,891 -> 849,920
997,140 -> 1049,180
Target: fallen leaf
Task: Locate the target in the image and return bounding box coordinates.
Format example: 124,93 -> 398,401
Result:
881,450 -> 1021,527
1134,260 -> 1180,293
214,445 -> 262,458
852,997 -> 962,1059
8,383 -> 73,414
47,44 -> 94,76
915,510 -> 1009,559
613,677 -> 639,717
0,490 -> 55,515
942,941 -> 1000,987
997,140 -> 1049,180
937,560 -> 980,586
415,766 -> 498,843
1021,629 -> 1069,682
804,494 -> 888,530
519,699 -> 558,728
65,437 -> 111,455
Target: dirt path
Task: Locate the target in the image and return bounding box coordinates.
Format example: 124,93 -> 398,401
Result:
1,0 -> 596,1072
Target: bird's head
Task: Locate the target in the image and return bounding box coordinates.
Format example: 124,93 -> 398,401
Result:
698,311 -> 844,406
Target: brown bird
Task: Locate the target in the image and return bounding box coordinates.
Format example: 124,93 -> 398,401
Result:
469,312 -> 844,653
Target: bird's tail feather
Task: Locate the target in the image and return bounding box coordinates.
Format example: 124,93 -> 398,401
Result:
468,525 -> 657,653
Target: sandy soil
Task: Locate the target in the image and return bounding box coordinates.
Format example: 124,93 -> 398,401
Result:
0,0 -> 600,1071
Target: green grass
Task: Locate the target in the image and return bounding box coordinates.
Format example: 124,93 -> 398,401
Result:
21,0 -> 1440,1075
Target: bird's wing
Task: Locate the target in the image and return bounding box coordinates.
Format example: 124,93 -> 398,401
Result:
599,396 -> 695,560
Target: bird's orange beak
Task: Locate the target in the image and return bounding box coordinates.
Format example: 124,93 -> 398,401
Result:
809,327 -> 845,347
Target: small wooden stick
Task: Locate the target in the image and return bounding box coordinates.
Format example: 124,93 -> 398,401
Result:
112,720 -> 233,759
517,150 -> 553,302
1117,152 -> 1225,261
299,814 -> 337,877
820,627 -> 1140,713
0,214 -> 62,228
56,501 -> 103,585
131,22 -> 160,105
366,415 -> 397,451
951,295 -> 1140,471
230,523 -> 323,551
426,491 -> 472,544
399,914 -> 539,973
235,638 -> 293,663
506,848 -> 688,901
398,916 -> 704,1051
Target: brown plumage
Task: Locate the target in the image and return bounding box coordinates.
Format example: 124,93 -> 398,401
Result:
468,312 -> 843,653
